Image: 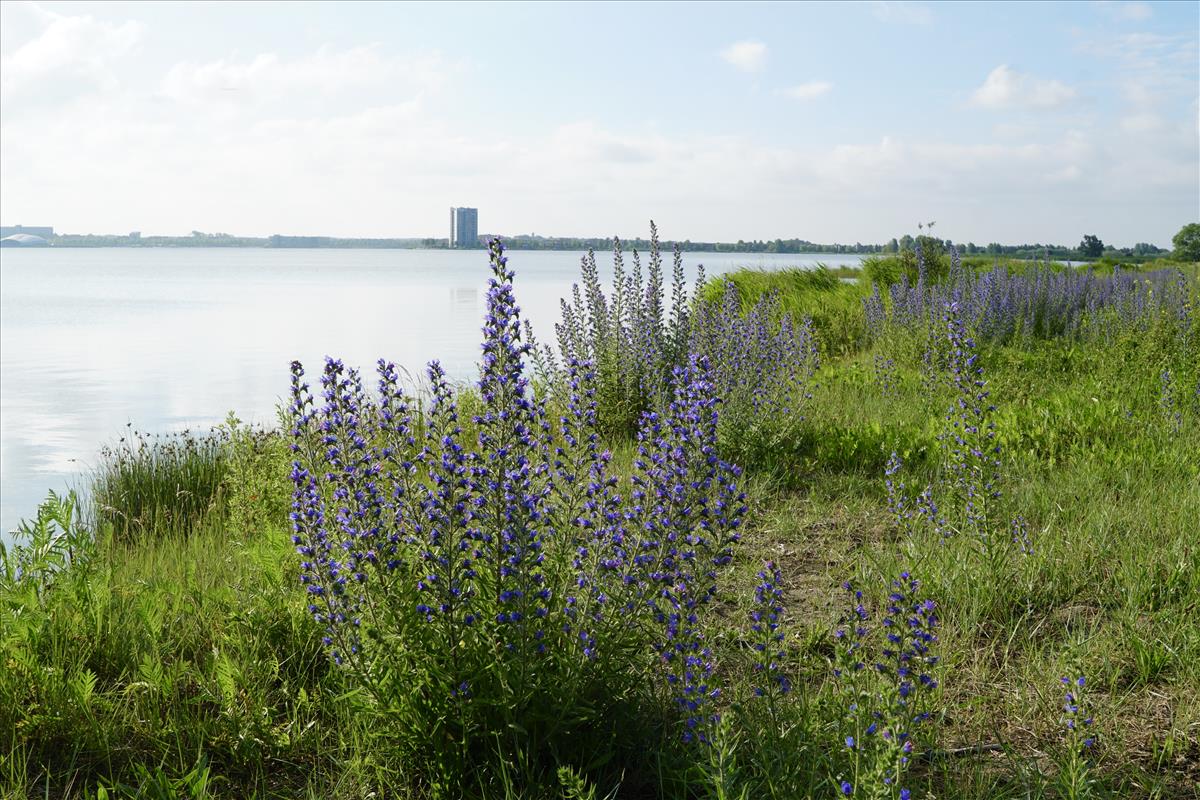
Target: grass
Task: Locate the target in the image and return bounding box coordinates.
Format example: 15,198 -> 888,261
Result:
90,426 -> 233,540
2,264 -> 1198,798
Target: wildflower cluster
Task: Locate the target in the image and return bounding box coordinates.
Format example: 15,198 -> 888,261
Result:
869,259 -> 1195,346
1061,676 -> 1095,750
474,239 -> 554,655
883,302 -> 1037,560
940,302 -> 1001,538
689,280 -> 820,439
555,224 -> 702,437
287,238 -> 747,758
553,356 -> 623,662
873,355 -> 897,396
833,574 -> 940,800
553,224 -> 819,446
630,355 -> 747,741
1010,514 -> 1033,556
1160,368 -> 1182,433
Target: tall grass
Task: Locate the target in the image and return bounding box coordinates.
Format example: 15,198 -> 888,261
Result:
90,426 -> 233,539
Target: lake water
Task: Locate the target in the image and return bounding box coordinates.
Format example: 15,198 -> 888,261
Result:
0,247 -> 865,538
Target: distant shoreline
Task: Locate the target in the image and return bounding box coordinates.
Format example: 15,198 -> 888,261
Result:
3,236 -> 1100,260
9,236 -> 890,255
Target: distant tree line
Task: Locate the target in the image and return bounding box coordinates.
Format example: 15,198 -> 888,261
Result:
877,233 -> 1168,262
496,234 -> 886,254
35,226 -> 1191,261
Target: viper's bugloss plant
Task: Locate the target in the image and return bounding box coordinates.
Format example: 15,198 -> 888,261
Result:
1010,513 -> 1033,556
473,240 -> 553,657
882,302 -> 1028,566
870,259 -> 1195,346
1159,368 -> 1182,433
744,556 -> 792,743
556,223 -> 701,438
1058,675 -> 1097,800
690,280 -> 819,440
873,355 -> 897,397
553,223 -> 820,455
286,238 -> 747,785
833,574 -> 940,800
629,354 -> 746,742
748,561 -> 790,713
940,301 -> 1002,541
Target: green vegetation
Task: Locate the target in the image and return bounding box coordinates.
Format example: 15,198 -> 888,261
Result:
2,253 -> 1198,799
1174,224 -> 1200,263
90,427 -> 233,540
1079,235 -> 1105,259
697,266 -> 869,357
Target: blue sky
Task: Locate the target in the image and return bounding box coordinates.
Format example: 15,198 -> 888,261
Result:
1,1 -> 1196,246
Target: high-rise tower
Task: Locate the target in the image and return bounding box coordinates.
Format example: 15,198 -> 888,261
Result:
450,207 -> 478,248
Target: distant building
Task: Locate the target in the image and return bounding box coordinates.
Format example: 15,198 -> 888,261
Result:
0,225 -> 54,238
450,207 -> 479,248
129,231 -> 141,240
0,233 -> 50,247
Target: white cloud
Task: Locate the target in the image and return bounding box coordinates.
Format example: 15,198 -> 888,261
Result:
12,70 -> 1188,245
869,1 -> 934,25
1120,112 -> 1163,132
719,40 -> 768,73
1079,32 -> 1197,112
0,11 -> 1193,248
0,3 -> 144,104
1075,29 -> 1196,150
969,65 -> 1077,110
779,81 -> 833,100
159,45 -> 451,117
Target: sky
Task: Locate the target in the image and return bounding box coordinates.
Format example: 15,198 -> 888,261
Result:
1,0 -> 1197,247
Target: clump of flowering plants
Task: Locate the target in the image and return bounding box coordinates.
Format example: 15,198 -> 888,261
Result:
552,223 -> 820,452
627,354 -> 747,742
867,255 -> 1195,348
832,573 -> 941,800
748,561 -> 791,718
555,223 -> 703,438
883,301 -> 1037,568
287,239 -> 746,782
690,279 -> 820,448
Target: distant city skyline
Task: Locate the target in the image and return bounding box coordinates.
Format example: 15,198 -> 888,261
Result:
2,2 -> 1197,247
0,224 -> 54,238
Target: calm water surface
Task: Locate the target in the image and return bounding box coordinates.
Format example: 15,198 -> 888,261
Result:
0,247 -> 865,537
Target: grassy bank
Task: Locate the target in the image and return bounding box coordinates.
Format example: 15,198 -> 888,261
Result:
2,251 -> 1197,799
